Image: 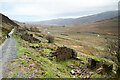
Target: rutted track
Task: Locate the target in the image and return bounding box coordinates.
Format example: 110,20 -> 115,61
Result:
0,37 -> 17,79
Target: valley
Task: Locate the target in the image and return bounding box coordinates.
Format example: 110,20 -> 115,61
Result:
0,12 -> 119,78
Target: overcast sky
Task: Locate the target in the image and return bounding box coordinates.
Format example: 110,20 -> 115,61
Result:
0,0 -> 119,22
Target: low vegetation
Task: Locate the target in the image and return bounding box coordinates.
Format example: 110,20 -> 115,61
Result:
46,35 -> 54,43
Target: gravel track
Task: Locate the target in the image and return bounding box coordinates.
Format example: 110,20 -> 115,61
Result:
0,37 -> 17,79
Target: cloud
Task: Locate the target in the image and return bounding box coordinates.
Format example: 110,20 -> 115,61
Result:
0,0 -> 119,21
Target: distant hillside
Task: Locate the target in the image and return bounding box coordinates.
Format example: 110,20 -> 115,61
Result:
27,11 -> 118,26
13,20 -> 22,24
0,13 -> 19,44
67,17 -> 118,35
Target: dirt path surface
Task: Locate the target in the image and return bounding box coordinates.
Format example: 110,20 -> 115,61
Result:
0,37 -> 17,79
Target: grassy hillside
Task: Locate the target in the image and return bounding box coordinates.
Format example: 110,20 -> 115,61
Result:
0,13 -> 19,44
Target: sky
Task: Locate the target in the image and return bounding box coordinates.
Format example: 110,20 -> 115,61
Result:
0,0 -> 119,22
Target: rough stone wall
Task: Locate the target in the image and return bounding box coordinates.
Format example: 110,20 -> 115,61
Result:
49,46 -> 77,61
21,33 -> 40,43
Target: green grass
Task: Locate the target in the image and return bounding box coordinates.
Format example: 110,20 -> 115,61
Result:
16,41 -> 31,57
28,43 -> 39,47
39,38 -> 47,43
77,55 -> 88,63
6,33 -> 72,78
90,56 -> 104,61
43,48 -> 52,53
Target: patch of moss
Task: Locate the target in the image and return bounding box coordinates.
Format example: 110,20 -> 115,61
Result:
39,38 -> 47,43
43,48 -> 52,53
77,55 -> 88,63
90,56 -> 104,61
29,43 -> 39,47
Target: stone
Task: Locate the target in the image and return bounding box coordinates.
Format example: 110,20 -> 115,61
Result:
38,35 -> 43,38
80,61 -> 85,64
67,64 -> 75,69
76,69 -> 82,75
89,72 -> 94,75
87,58 -> 99,68
96,61 -> 103,68
70,70 -> 75,75
75,57 -> 81,60
102,62 -> 113,73
96,67 -> 103,74
79,65 -> 84,69
48,46 -> 77,61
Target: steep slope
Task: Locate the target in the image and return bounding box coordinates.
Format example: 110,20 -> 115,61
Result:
0,13 -> 19,44
27,11 -> 118,26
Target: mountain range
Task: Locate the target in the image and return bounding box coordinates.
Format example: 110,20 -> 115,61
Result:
26,11 -> 118,26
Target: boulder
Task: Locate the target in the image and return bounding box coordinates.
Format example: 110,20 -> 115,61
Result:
47,46 -> 77,61
87,58 -> 98,68
96,61 -> 103,68
102,62 -> 113,74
